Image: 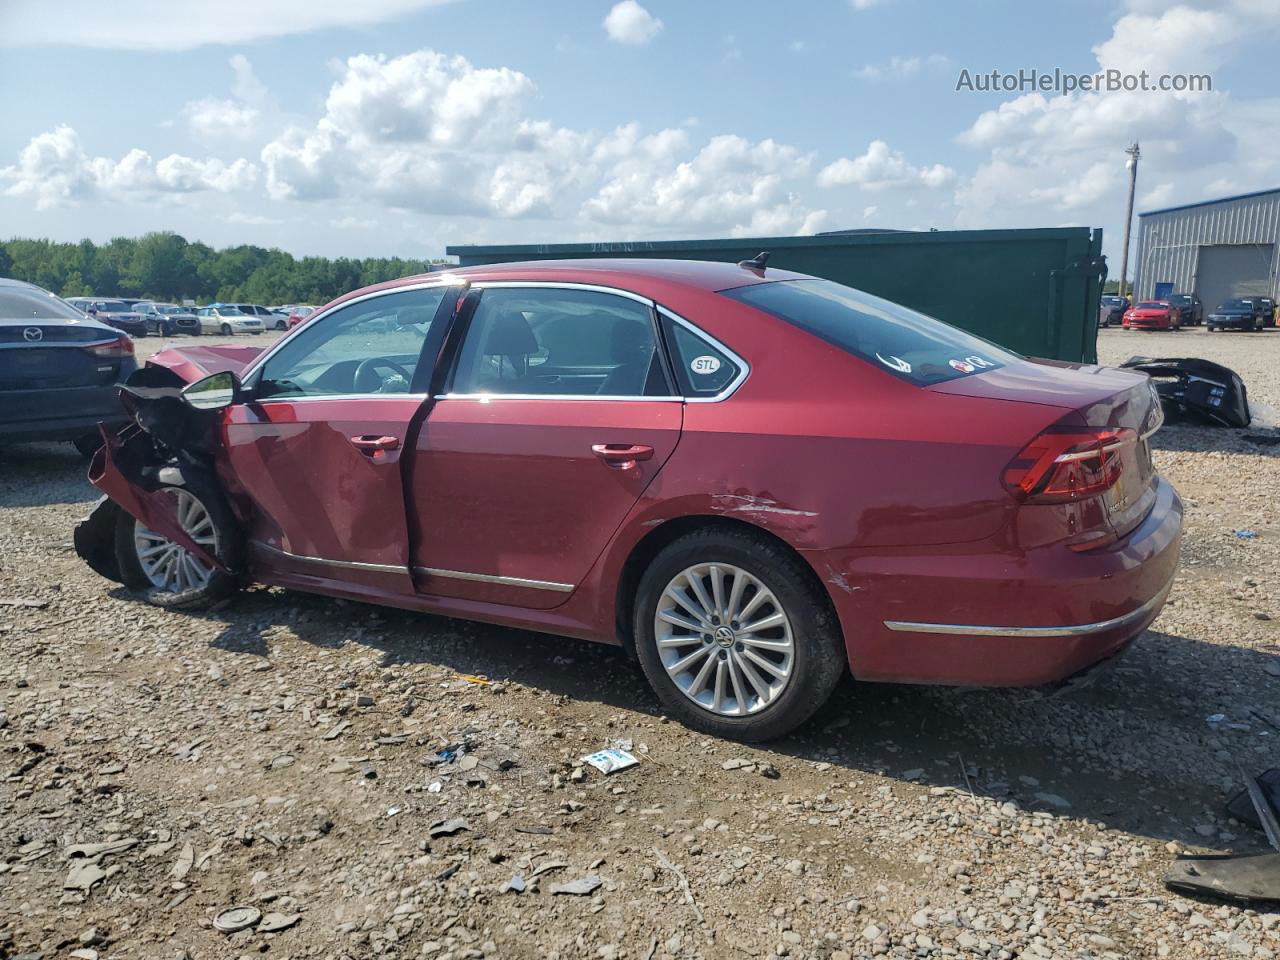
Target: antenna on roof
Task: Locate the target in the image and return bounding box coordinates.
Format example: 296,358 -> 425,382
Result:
737,251 -> 769,273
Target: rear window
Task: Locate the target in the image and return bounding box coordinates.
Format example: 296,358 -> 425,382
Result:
0,287 -> 85,321
721,279 -> 1015,386
1137,302 -> 1167,309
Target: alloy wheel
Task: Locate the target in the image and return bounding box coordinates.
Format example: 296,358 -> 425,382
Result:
654,562 -> 794,717
133,489 -> 217,593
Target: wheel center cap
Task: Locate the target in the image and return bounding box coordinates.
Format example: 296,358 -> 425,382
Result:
713,625 -> 736,646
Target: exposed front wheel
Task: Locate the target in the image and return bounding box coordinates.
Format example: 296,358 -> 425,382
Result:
633,527 -> 846,741
114,485 -> 237,609
220,323 -> 232,336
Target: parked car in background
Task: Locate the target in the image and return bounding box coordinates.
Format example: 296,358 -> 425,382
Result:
1207,298 -> 1265,331
1168,293 -> 1204,326
194,304 -> 265,336
1123,300 -> 1180,331
1098,295 -> 1129,327
76,259 -> 1181,741
1,278 -> 135,454
230,304 -> 276,323
66,298 -> 148,337
285,305 -> 317,329
135,302 -> 200,337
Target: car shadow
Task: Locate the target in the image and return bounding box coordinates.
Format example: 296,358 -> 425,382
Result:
187,585 -> 1280,854
0,441 -> 100,506
1150,423 -> 1280,457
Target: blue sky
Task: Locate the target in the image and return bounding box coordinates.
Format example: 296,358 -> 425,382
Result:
2,0 -> 1277,267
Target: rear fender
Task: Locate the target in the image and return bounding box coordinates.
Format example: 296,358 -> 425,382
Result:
87,424 -> 221,569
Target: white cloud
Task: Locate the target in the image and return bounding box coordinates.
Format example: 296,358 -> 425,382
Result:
817,140 -> 956,191
0,125 -> 258,209
257,49 -> 824,236
181,55 -> 270,140
849,0 -> 893,9
0,0 -> 457,50
603,1 -> 664,45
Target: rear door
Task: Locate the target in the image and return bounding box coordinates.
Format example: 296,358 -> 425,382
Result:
408,283 -> 682,609
222,283 -> 458,593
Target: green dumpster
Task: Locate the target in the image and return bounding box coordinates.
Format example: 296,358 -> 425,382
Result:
447,227 -> 1106,364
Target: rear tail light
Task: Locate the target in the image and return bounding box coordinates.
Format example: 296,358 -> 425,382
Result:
84,336 -> 134,360
1003,425 -> 1137,503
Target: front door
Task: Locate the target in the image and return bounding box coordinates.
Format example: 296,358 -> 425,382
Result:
222,283 -> 456,593
409,284 -> 683,609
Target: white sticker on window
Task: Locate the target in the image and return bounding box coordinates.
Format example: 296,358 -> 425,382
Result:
949,358 -> 975,374
876,353 -> 912,373
690,355 -> 722,375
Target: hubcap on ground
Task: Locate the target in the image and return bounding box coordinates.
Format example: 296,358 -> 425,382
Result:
654,562 -> 794,717
134,489 -> 216,593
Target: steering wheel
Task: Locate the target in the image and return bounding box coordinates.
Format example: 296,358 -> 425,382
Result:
353,357 -> 413,393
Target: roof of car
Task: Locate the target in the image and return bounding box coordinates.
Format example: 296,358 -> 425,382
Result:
403,258 -> 813,292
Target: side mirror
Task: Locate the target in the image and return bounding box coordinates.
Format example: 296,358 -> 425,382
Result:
182,370 -> 242,411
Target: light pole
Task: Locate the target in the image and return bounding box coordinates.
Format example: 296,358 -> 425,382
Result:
1118,142 -> 1140,300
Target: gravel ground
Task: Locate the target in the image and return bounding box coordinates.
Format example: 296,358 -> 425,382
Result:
1,327 -> 1278,960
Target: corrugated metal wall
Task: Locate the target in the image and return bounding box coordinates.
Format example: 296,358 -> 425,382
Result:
1134,189 -> 1280,301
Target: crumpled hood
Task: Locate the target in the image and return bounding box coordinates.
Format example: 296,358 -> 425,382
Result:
145,344 -> 266,384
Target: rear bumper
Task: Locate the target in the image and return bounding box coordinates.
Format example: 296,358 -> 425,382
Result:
0,382 -> 131,441
810,476 -> 1183,686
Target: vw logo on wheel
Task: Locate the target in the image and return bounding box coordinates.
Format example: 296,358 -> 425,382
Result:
23,326 -> 43,342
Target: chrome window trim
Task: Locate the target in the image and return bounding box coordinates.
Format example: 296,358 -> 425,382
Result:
468,279 -> 653,307
240,277 -> 464,384
252,393 -> 430,405
883,575 -> 1173,639
433,393 -> 683,403
657,305 -> 750,403
413,566 -> 575,593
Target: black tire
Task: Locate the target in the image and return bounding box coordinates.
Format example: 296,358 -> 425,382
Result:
72,432 -> 103,459
633,526 -> 845,741
220,323 -> 232,336
113,484 -> 237,609
275,319 -> 287,331
161,321 -> 174,337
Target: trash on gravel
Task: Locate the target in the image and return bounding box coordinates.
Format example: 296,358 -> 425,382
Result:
258,912 -> 301,933
0,597 -> 49,608
458,673 -> 491,685
1234,530 -> 1258,539
500,874 -> 526,894
427,817 -> 470,838
1206,713 -> 1227,723
169,842 -> 194,879
582,748 -> 638,775
1226,768 -> 1280,850
1120,357 -> 1251,428
551,874 -> 603,896
63,861 -> 107,893
513,824 -> 552,835
66,838 -> 139,859
213,906 -> 262,934
321,720 -> 351,740
1165,852 -> 1280,903
529,859 -> 569,879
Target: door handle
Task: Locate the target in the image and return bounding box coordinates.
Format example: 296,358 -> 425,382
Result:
350,435 -> 400,453
591,443 -> 654,469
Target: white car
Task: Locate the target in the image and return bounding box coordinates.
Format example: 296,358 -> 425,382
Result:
194,305 -> 265,336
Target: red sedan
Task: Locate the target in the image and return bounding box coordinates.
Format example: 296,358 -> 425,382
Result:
1123,300 -> 1180,330
75,259 -> 1182,741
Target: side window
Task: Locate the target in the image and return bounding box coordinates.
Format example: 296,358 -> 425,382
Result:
450,287 -> 670,397
256,287 -> 446,399
661,316 -> 742,397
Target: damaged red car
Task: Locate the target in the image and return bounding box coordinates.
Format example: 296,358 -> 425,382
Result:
74,259 -> 1182,741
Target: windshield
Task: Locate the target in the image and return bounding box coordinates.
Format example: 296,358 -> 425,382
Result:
1221,299 -> 1252,310
1137,302 -> 1166,309
720,278 -> 1016,386
96,301 -> 130,312
218,306 -> 246,316
0,287 -> 87,321
157,305 -> 184,314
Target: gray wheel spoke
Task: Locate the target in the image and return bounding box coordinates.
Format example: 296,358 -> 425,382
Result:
741,611 -> 786,634
738,588 -> 770,621
658,609 -> 705,634
684,573 -> 716,623
687,649 -> 719,697
725,571 -> 747,620
726,655 -> 749,715
709,564 -> 727,617
736,654 -> 774,703
664,586 -> 709,626
739,634 -> 792,651
741,647 -> 789,679
711,659 -> 727,713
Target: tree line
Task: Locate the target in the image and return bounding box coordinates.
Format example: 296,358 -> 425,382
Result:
0,233 -> 450,306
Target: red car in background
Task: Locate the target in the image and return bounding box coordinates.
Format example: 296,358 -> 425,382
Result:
285,306 -> 316,329
74,259 -> 1181,741
1123,300 -> 1181,330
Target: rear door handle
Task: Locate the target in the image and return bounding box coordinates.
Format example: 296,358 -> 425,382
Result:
591,443 -> 654,468
351,435 -> 400,453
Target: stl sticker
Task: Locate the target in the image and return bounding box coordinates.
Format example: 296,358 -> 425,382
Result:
964,355 -> 993,369
949,358 -> 975,374
876,353 -> 912,373
690,355 -> 722,375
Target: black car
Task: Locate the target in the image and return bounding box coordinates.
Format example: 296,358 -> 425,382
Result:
0,279 -> 137,452
1098,295 -> 1129,327
1168,293 -> 1204,327
1207,298 -> 1265,332
135,301 -> 201,336
66,298 -> 148,337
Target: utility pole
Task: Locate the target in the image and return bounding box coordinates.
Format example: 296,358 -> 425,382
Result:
1118,142 -> 1140,300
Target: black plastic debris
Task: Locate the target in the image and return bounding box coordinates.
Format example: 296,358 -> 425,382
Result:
1120,356 -> 1250,428
1165,852 -> 1280,903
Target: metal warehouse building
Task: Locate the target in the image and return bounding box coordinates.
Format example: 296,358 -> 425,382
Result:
1133,186 -> 1280,306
